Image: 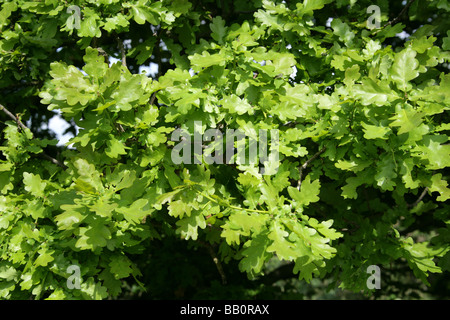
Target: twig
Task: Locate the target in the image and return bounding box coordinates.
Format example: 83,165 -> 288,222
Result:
152,26 -> 163,81
117,36 -> 126,68
199,241 -> 227,285
95,47 -> 110,65
297,146 -> 326,190
407,187 -> 428,208
39,153 -> 66,168
0,104 -> 28,131
0,103 -> 67,169
383,0 -> 416,28
149,92 -> 157,106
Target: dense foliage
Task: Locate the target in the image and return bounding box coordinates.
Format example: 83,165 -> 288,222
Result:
0,0 -> 449,300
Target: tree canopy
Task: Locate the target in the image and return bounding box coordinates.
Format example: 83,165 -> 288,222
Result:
0,0 -> 449,300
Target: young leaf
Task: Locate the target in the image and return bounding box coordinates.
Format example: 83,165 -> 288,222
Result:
23,172 -> 46,198
390,47 -> 419,91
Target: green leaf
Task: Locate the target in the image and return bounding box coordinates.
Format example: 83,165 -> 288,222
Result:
23,172 -> 46,198
80,277 -> 108,300
402,239 -> 442,285
78,14 -> 101,38
210,16 -> 227,44
175,211 -> 206,240
413,136 -> 450,170
399,158 -> 420,189
361,122 -> 390,140
188,51 -> 230,71
23,199 -> 47,220
267,220 -> 300,261
222,94 -> 254,115
0,264 -> 17,282
0,2 -> 18,28
75,222 -> 112,251
335,159 -> 371,172
83,47 -> 109,77
168,199 -> 191,218
111,75 -> 146,111
353,78 -> 398,106
429,174 -> 450,202
89,199 -> 118,218
105,136 -> 128,159
239,231 -> 272,275
293,256 -> 318,283
315,219 -> 343,241
255,9 -> 283,31
331,18 -> 354,44
73,158 -> 104,193
390,47 -> 419,91
374,154 -> 397,191
109,255 -> 133,279
260,179 -> 278,210
341,173 -> 368,199
410,36 -> 436,54
270,52 -> 297,76
98,269 -> 122,297
299,0 -> 333,16
55,205 -> 85,230
116,199 -> 153,224
443,31 -> 450,50
34,248 -> 55,267
389,103 -> 424,135
103,14 -> 129,32
221,224 -> 242,245
131,5 -> 159,25
288,175 -> 320,207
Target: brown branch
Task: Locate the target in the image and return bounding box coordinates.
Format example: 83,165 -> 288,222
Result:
149,92 -> 157,106
117,36 -> 127,68
199,241 -> 227,285
39,153 -> 66,168
297,146 -> 326,190
95,47 -> 110,65
0,103 -> 67,169
0,104 -> 28,131
407,187 -> 428,208
383,0 -> 416,28
152,26 -> 163,81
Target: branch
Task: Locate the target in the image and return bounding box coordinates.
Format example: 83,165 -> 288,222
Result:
151,26 -> 163,81
297,146 -> 326,190
199,241 -> 227,285
40,153 -> 66,168
407,187 -> 428,208
383,0 -> 416,28
149,91 -> 157,106
0,103 -> 67,169
95,47 -> 110,65
117,36 -> 127,68
0,104 -> 28,131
